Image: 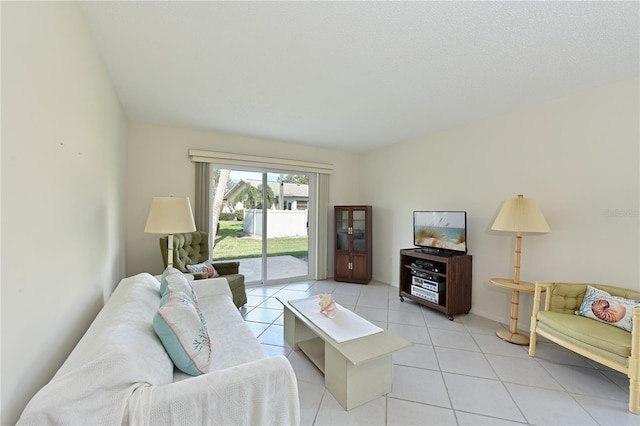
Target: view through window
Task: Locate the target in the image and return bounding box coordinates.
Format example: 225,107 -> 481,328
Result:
210,168 -> 312,285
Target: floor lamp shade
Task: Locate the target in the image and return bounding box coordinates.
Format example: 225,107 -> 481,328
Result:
144,196 -> 197,267
491,194 -> 550,234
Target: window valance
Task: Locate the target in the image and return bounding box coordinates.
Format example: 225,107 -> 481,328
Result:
189,149 -> 333,175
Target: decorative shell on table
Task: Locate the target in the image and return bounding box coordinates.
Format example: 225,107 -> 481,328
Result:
318,293 -> 338,318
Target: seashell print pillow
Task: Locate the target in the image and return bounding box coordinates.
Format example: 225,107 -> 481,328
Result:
186,260 -> 219,278
576,285 -> 640,332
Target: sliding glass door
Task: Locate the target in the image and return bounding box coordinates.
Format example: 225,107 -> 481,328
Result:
210,167 -> 313,285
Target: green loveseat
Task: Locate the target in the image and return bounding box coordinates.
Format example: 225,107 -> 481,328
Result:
529,282 -> 640,414
160,232 -> 247,307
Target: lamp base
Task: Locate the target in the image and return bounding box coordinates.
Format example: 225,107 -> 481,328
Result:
496,329 -> 530,345
167,233 -> 174,268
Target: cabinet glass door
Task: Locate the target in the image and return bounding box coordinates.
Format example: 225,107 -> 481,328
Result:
336,209 -> 349,251
352,209 -> 366,253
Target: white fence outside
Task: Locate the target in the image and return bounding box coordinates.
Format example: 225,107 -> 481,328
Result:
243,209 -> 308,238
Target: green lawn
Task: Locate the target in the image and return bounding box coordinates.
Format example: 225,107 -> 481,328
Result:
212,220 -> 309,260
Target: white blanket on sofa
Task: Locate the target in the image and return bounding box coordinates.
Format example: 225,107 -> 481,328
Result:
18,274 -> 174,425
18,273 -> 300,426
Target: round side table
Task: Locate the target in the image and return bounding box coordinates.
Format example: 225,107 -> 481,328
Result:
489,278 -> 539,345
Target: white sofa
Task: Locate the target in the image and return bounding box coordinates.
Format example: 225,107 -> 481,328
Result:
18,273 -> 300,425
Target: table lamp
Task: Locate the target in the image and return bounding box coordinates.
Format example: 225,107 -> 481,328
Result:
144,196 -> 196,268
490,194 -> 550,345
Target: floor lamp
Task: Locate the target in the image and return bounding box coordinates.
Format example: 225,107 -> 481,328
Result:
144,196 -> 197,268
490,194 -> 550,345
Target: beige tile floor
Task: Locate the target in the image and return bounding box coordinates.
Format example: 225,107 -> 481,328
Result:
240,279 -> 637,426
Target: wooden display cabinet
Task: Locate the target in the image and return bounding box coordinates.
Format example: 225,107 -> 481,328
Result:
334,206 -> 372,284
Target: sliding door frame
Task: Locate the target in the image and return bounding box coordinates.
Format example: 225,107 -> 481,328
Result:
190,149 -> 331,283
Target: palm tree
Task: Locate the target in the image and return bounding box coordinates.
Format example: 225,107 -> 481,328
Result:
233,183 -> 260,209
233,182 -> 276,209
259,184 -> 276,209
211,169 -> 230,245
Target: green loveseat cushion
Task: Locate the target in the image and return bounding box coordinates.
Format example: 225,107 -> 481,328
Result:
538,311 -> 631,364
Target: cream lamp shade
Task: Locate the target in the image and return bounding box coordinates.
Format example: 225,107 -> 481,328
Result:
491,194 -> 550,233
144,196 -> 196,268
491,194 -> 550,284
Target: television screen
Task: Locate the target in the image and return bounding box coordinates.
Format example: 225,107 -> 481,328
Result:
413,211 -> 467,254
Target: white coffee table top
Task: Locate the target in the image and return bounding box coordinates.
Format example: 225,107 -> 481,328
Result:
287,296 -> 383,343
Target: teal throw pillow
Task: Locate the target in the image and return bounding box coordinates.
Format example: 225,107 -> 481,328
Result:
159,266 -> 183,296
165,273 -> 198,303
153,290 -> 211,376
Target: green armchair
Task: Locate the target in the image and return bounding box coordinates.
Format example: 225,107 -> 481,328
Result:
160,232 -> 247,307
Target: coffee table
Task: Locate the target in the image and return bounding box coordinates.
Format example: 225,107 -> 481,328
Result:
279,297 -> 412,410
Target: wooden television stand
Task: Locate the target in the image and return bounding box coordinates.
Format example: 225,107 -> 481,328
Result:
399,248 -> 472,320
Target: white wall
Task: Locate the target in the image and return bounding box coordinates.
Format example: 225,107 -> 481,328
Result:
361,78 -> 640,329
1,3 -> 128,424
127,121 -> 361,277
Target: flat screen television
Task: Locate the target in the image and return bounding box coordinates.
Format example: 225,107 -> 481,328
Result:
413,211 -> 467,254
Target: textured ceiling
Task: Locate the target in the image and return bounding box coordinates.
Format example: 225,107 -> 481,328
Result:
80,1 -> 639,152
